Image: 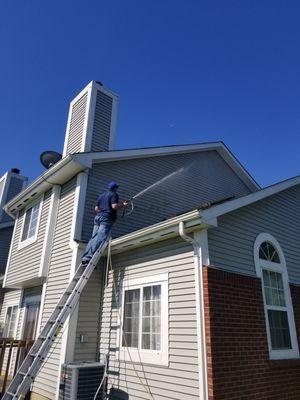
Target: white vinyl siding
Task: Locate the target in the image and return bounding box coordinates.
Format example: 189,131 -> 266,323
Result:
100,239 -> 201,400
65,93 -> 88,154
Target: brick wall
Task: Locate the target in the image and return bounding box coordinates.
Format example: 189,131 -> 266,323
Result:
203,266 -> 300,400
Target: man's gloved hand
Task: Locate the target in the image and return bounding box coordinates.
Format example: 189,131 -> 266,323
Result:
123,200 -> 130,206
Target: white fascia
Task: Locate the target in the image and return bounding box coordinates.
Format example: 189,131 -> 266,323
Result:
4,154 -> 91,217
111,209 -> 217,254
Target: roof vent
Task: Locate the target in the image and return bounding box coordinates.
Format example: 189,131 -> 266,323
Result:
11,168 -> 20,174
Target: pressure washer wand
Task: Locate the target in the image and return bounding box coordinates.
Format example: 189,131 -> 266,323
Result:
121,198 -> 134,217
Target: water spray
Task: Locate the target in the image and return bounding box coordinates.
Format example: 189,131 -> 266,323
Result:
121,165 -> 189,218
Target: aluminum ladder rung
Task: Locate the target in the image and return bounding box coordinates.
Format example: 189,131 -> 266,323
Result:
2,237 -> 110,400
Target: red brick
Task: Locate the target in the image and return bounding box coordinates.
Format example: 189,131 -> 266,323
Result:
203,266 -> 300,400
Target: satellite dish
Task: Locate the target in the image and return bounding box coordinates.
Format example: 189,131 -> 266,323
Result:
40,151 -> 62,169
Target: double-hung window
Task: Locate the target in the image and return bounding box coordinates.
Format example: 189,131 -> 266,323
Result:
254,233 -> 299,359
119,274 -> 168,365
19,199 -> 42,249
3,305 -> 18,338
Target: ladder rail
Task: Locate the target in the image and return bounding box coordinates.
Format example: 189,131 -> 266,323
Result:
3,236 -> 111,400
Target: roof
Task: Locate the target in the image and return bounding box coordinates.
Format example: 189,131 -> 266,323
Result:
4,141 -> 259,215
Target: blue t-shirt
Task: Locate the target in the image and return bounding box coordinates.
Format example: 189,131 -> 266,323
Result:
96,190 -> 119,223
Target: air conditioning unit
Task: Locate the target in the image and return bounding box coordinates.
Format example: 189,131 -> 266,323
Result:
59,361 -> 106,400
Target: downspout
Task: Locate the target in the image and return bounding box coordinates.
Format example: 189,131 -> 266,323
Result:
179,221 -> 208,400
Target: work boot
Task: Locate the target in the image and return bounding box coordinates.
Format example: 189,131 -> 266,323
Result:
81,259 -> 90,266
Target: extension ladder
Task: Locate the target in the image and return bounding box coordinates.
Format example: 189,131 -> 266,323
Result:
3,236 -> 111,400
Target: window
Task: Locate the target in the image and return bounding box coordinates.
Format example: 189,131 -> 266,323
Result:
19,199 -> 42,249
254,233 -> 299,359
119,274 -> 168,365
3,305 -> 18,338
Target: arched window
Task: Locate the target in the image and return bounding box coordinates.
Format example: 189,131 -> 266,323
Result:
254,233 -> 299,360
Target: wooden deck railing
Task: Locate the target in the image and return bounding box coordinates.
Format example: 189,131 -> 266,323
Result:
0,339 -> 34,396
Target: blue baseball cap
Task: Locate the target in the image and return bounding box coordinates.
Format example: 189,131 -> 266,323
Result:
108,181 -> 119,190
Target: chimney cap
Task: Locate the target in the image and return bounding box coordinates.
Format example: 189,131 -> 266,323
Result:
11,168 -> 20,174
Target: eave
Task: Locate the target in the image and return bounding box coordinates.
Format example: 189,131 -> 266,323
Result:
4,154 -> 91,217
111,209 -> 217,254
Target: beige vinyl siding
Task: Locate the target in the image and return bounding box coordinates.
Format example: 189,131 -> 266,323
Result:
5,191 -> 52,287
32,178 -> 76,399
208,184 -> 300,284
91,90 -> 113,152
74,265 -> 104,361
99,238 -> 200,400
0,226 -> 13,274
82,150 -> 252,241
65,93 -> 88,154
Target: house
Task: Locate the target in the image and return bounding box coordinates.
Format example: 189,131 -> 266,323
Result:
2,80 -> 300,400
0,169 -> 27,335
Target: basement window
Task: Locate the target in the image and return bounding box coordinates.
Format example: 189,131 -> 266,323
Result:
119,273 -> 168,365
254,233 -> 299,360
18,198 -> 42,250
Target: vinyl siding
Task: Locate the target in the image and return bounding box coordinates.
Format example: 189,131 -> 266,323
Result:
1,177 -> 25,223
5,190 -> 52,287
32,178 -> 76,399
0,227 -> 13,274
91,90 -> 113,152
208,184 -> 300,284
65,93 -> 88,154
82,150 -> 252,241
99,238 -> 200,400
74,265 -> 104,361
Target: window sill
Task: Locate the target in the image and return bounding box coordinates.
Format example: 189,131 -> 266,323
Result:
269,358 -> 300,369
119,348 -> 168,366
18,236 -> 38,250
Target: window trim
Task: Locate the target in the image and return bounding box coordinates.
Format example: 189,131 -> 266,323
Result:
3,304 -> 19,339
254,233 -> 299,360
18,197 -> 43,250
118,273 -> 169,366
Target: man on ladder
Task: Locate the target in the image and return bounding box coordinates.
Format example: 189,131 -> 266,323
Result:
81,181 -> 128,264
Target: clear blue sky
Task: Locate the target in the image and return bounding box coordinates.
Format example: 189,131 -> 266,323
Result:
0,0 -> 299,186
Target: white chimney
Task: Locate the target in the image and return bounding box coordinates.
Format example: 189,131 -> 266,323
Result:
62,81 -> 118,156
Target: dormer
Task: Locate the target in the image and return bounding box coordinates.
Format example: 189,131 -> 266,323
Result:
62,80 -> 118,156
